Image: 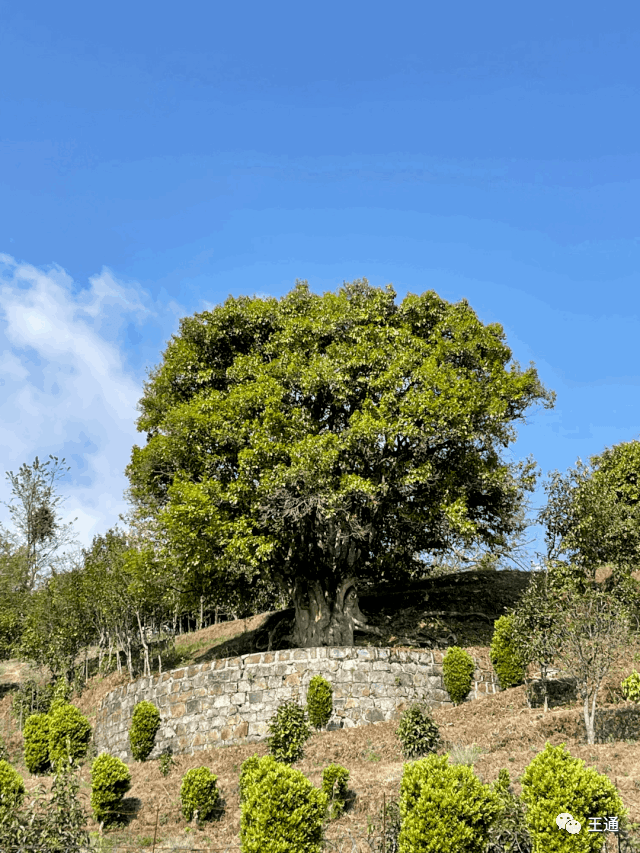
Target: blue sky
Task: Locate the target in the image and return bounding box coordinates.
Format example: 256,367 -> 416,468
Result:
1,1 -> 639,572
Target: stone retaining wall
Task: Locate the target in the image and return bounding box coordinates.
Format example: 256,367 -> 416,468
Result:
93,646 -> 500,761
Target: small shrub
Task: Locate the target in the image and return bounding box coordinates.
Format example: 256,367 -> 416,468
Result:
521,742 -> 626,852
486,769 -> 532,853
23,712 -> 51,774
90,752 -> 132,826
306,675 -> 333,730
321,763 -> 350,820
395,702 -> 440,760
180,767 -> 221,823
48,704 -> 92,770
399,753 -> 501,852
129,700 -> 161,762
159,746 -> 175,777
239,754 -> 328,853
266,700 -> 311,764
622,670 -> 640,702
442,646 -> 475,705
375,795 -> 401,853
0,759 -> 25,812
490,615 -> 526,689
0,763 -> 89,853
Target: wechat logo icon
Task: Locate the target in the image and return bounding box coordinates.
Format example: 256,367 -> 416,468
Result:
557,813 -> 581,834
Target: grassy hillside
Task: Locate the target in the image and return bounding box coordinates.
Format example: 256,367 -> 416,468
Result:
1,569 -> 640,851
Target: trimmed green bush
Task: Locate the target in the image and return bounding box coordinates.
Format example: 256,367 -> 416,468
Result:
239,754 -> 262,804
48,703 -> 92,770
180,767 -> 221,823
621,670 -> 640,702
129,700 -> 161,761
239,754 -> 328,853
0,760 -> 25,812
395,702 -> 441,760
399,753 -> 501,852
90,752 -> 132,826
306,675 -> 333,731
321,763 -> 350,820
521,742 -> 626,852
442,646 -> 475,705
266,700 -> 311,764
23,712 -> 52,774
490,615 -> 526,689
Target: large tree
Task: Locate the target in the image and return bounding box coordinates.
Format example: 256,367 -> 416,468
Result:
125,279 -> 555,648
538,439 -> 640,580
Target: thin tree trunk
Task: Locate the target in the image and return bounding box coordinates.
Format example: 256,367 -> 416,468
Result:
585,689 -> 599,745
199,595 -> 204,631
135,610 -> 151,678
215,606 -> 219,625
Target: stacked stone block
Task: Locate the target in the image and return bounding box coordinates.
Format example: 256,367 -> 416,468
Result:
93,646 -> 500,761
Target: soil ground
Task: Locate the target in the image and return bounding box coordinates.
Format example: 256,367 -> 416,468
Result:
1,568 -> 639,851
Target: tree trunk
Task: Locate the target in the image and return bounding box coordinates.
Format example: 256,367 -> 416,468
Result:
585,689 -> 599,745
291,576 -> 369,648
541,664 -> 549,714
135,610 -> 151,678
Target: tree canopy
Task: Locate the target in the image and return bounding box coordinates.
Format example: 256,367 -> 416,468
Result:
125,279 -> 555,647
538,438 -> 640,579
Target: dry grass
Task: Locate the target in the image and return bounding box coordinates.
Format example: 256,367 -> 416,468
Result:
2,603 -> 640,851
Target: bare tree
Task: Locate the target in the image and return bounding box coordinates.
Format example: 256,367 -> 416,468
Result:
554,585 -> 631,744
0,455 -> 80,591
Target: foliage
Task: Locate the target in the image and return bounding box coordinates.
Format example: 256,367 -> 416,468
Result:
486,769 -> 532,853
375,795 -> 401,853
552,586 -> 631,744
15,568 -> 95,684
266,700 -> 311,764
306,674 -> 333,730
0,454 -> 81,592
159,745 -> 176,776
129,700 -> 161,761
23,712 -> 52,774
0,736 -> 8,764
90,752 -> 132,826
180,766 -> 220,823
398,753 -> 502,852
622,670 -> 640,702
124,280 -> 554,646
538,441 -> 640,579
0,760 -> 25,812
239,754 -> 262,803
48,702 -> 92,770
321,763 -> 350,820
239,754 -> 328,853
490,615 -> 526,689
520,742 -> 626,852
0,763 -> 90,853
11,678 -> 57,725
511,568 -> 564,712
443,646 -> 475,705
0,531 -> 30,660
395,702 -> 441,759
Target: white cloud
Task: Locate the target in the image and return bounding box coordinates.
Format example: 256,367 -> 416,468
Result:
0,255 -> 185,564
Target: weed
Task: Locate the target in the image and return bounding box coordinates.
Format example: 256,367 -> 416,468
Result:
448,743 -> 484,766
